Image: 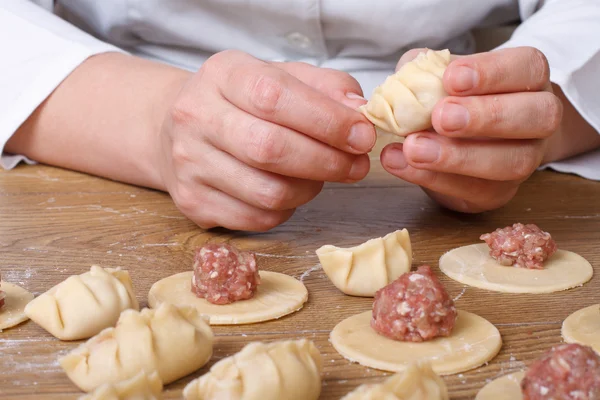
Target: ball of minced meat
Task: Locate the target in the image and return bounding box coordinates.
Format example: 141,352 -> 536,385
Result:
192,243 -> 260,305
521,343 -> 600,400
371,265 -> 457,342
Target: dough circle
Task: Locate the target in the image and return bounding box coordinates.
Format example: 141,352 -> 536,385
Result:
0,282 -> 34,330
330,310 -> 502,375
562,304 -> 600,354
148,271 -> 308,325
439,244 -> 593,294
475,371 -> 524,400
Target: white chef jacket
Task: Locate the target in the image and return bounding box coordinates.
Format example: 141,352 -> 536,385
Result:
1,0 -> 599,180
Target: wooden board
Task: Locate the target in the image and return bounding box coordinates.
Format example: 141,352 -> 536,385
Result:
1,163 -> 598,399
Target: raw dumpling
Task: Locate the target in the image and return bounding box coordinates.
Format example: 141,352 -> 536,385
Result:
315,229 -> 412,297
25,266 -> 139,340
0,279 -> 34,331
183,339 -> 322,400
341,362 -> 449,400
359,49 -> 451,136
79,371 -> 163,400
60,303 -> 214,392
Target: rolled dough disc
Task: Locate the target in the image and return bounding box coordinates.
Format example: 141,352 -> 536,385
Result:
0,282 -> 34,331
439,244 -> 593,294
475,371 -> 524,400
148,271 -> 308,325
330,310 -> 502,375
562,304 -> 600,354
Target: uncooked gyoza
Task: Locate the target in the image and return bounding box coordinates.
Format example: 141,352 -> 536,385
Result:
341,362 -> 449,400
25,266 -> 139,340
60,303 -> 213,392
79,371 -> 163,400
316,229 -> 412,296
359,49 -> 451,136
183,339 -> 323,400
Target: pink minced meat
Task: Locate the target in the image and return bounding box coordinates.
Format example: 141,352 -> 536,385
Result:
371,265 -> 457,342
191,243 -> 260,305
480,223 -> 557,270
522,343 -> 600,400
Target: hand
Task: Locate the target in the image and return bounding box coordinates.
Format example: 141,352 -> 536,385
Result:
381,47 -> 563,213
157,50 -> 375,231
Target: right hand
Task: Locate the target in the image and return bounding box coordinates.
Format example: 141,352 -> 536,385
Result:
157,50 -> 376,231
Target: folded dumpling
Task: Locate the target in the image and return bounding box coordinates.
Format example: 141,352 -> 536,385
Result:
183,339 -> 322,400
25,266 -> 138,340
359,49 -> 451,136
60,303 -> 214,392
79,371 -> 163,400
341,362 -> 449,400
316,229 -> 412,297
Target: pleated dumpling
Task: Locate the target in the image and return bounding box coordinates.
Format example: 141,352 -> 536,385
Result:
359,49 -> 451,136
79,371 -> 163,400
183,339 -> 322,400
25,266 -> 139,340
316,229 -> 412,297
341,362 -> 449,400
60,303 -> 214,392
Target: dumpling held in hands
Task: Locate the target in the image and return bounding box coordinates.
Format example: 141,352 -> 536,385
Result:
359,49 -> 451,136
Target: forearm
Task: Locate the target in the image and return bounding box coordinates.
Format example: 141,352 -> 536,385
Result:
543,84 -> 600,164
5,52 -> 191,190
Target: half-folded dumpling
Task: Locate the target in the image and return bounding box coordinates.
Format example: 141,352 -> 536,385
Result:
60,303 -> 214,392
359,49 -> 451,136
316,229 -> 412,297
25,266 -> 139,340
79,371 -> 163,400
183,339 -> 322,400
341,362 -> 449,400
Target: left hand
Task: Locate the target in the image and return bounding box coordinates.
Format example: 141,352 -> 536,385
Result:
380,47 -> 563,213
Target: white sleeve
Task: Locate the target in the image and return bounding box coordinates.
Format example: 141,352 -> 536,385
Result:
498,0 -> 600,181
0,0 -> 126,170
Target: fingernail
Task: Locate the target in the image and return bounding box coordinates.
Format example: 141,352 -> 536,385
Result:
384,147 -> 408,170
452,66 -> 479,92
411,136 -> 440,164
348,122 -> 375,152
440,103 -> 469,131
346,92 -> 365,101
348,156 -> 368,181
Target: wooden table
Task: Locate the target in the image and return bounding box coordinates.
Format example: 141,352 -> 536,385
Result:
1,160 -> 598,399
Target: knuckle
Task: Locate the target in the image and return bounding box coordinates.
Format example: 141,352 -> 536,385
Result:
245,121 -> 287,166
172,186 -> 199,216
325,154 -> 353,181
248,72 -> 285,115
511,145 -> 539,179
170,140 -> 192,167
256,181 -> 292,211
168,101 -> 197,128
527,47 -> 550,86
539,93 -> 563,134
249,210 -> 293,232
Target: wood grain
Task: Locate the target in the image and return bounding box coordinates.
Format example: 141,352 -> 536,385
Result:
0,162 -> 598,399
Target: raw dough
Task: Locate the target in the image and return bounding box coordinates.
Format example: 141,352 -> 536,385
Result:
60,303 -> 213,392
562,304 -> 600,354
439,244 -> 593,294
330,310 -> 502,375
316,229 -> 412,297
25,266 -> 139,340
0,281 -> 34,331
359,49 -> 450,136
79,371 -> 163,400
148,271 -> 307,325
183,339 -> 322,400
475,371 -> 524,400
341,362 -> 449,399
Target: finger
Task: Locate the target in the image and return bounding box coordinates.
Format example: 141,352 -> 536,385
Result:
432,92 -> 563,139
380,143 -> 519,211
400,133 -> 544,181
444,46 -> 550,95
172,182 -> 295,232
422,190 -> 501,214
180,143 -> 324,211
202,100 -> 371,182
215,52 -> 375,154
395,48 -> 429,71
272,62 -> 367,109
